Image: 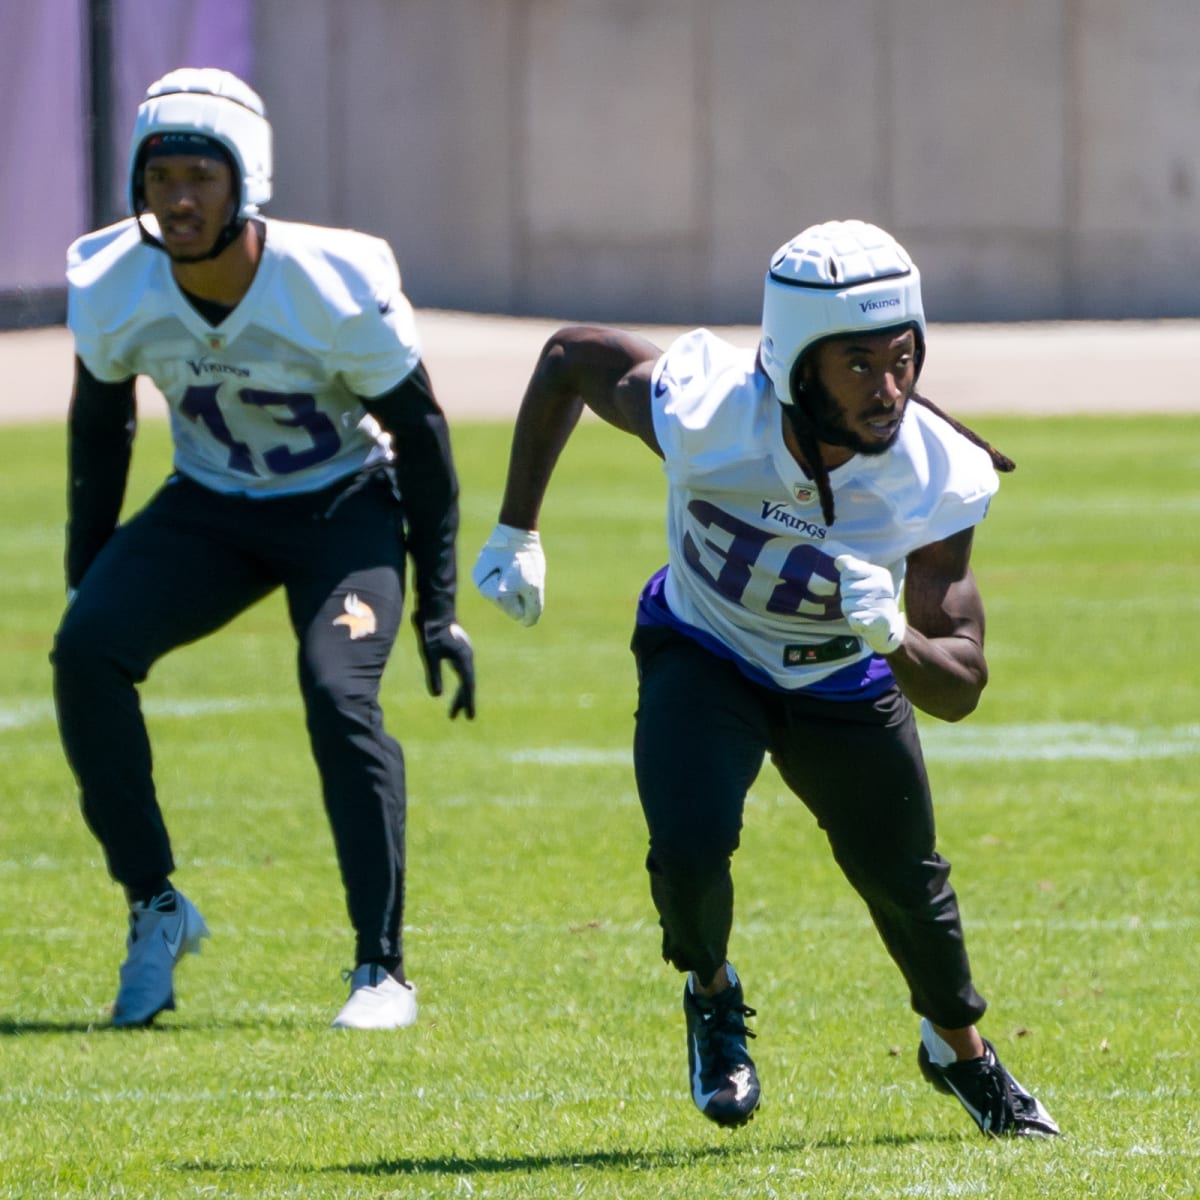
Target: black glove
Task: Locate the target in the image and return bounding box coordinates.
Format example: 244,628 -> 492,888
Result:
415,617 -> 476,720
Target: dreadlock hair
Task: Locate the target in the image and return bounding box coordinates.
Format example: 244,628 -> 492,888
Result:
912,392 -> 1016,473
784,383 -> 1015,528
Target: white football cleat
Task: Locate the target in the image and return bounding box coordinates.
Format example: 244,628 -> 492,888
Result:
112,889 -> 209,1027
331,964 -> 418,1030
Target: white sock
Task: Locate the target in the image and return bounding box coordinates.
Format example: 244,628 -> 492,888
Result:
920,1017 -> 958,1067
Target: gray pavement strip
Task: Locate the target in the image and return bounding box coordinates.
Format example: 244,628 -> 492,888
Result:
1,312 -> 1197,424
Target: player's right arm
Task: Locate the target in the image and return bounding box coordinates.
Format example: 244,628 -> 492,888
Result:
473,325 -> 662,625
66,358 -> 136,592
497,324 -> 662,529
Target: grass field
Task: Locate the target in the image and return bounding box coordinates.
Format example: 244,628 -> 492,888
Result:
0,414 -> 1197,1198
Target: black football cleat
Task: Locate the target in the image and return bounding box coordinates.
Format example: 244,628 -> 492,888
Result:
918,1021 -> 1059,1137
683,966 -> 761,1127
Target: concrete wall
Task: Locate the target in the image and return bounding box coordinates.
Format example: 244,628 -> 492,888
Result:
10,0 -> 1193,327
253,0 -> 1200,323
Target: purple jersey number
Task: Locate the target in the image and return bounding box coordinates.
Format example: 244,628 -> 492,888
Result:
180,385 -> 342,476
682,499 -> 840,620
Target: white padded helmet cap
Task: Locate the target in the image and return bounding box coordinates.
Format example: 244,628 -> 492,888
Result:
760,220 -> 925,406
128,68 -> 272,217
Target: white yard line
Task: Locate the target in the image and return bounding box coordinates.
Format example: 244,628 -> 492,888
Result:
509,723 -> 1200,765
5,700 -> 1197,763
0,696 -> 276,729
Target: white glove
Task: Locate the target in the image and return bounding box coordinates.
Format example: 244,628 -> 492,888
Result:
472,523 -> 546,627
834,553 -> 907,655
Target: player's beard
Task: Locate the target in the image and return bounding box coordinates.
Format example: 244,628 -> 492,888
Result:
791,373 -> 909,458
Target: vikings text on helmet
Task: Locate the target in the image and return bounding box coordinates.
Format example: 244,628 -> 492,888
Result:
760,220 -> 926,408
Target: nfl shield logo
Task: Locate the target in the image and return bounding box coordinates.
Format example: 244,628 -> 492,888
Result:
206,332 -> 225,351
793,483 -> 817,504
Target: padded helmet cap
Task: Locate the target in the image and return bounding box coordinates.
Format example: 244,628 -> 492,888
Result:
760,220 -> 925,406
128,67 -> 272,218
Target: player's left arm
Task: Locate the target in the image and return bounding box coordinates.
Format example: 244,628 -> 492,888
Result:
888,526 -> 989,722
66,357 -> 137,592
361,362 -> 475,719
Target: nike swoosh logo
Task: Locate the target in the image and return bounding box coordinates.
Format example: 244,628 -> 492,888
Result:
162,918 -> 186,959
691,1034 -> 720,1110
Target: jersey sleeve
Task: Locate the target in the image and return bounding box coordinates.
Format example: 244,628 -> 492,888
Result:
650,329 -> 750,480
890,407 -> 1001,544
66,222 -> 145,383
329,237 -> 423,399
930,448 -> 998,540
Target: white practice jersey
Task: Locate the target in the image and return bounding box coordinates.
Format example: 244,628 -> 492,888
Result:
66,217 -> 424,496
643,329 -> 1000,695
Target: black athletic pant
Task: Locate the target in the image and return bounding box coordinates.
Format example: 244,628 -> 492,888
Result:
631,623 -> 987,1030
53,470 -> 410,970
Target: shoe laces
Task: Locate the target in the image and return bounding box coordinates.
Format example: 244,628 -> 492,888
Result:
962,1048 -> 1020,1133
696,993 -> 758,1059
128,889 -> 177,943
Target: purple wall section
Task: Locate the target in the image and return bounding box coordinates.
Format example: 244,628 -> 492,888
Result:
0,1 -> 88,309
0,0 -> 253,322
108,0 -> 255,215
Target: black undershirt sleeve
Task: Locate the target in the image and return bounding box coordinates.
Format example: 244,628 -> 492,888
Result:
66,357 -> 137,589
361,361 -> 460,629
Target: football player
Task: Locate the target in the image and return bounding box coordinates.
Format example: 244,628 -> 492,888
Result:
473,221 -> 1059,1137
53,68 -> 475,1030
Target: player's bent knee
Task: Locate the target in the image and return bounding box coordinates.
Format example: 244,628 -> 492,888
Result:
51,611 -> 109,681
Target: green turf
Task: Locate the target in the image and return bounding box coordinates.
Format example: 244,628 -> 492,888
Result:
0,414 -> 1197,1198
